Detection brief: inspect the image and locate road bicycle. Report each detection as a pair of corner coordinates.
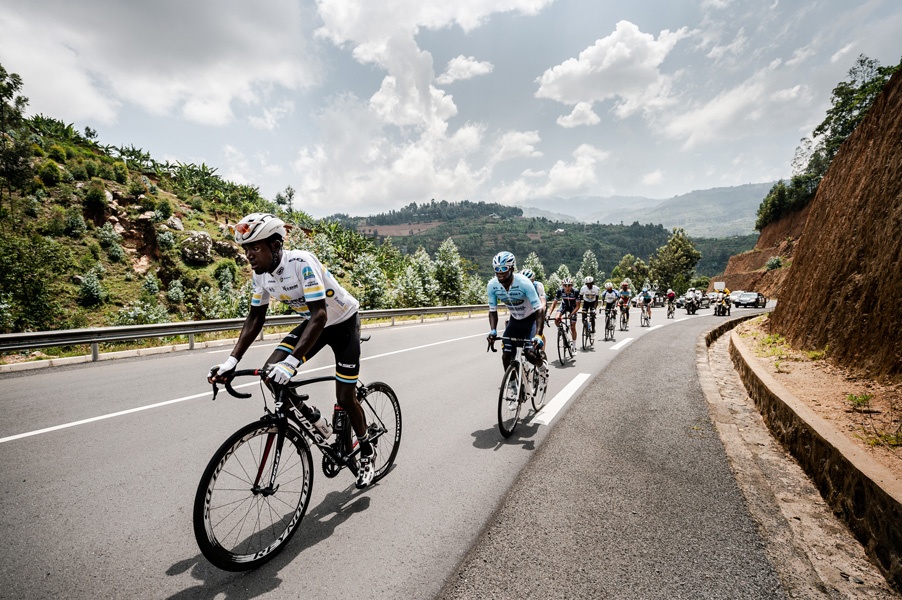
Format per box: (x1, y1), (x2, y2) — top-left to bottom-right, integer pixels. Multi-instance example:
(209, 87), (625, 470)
(554, 311), (576, 365)
(488, 336), (548, 438)
(619, 304), (630, 332)
(640, 304), (651, 327)
(603, 304), (617, 342)
(194, 356), (402, 571)
(581, 308), (596, 350)
(666, 301), (675, 319)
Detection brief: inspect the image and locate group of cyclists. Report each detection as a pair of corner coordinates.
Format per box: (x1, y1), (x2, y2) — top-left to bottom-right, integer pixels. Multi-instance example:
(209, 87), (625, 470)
(486, 250), (673, 358)
(206, 216), (682, 479)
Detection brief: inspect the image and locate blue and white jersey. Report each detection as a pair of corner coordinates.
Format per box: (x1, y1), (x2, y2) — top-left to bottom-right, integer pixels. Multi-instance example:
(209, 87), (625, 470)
(600, 289), (620, 305)
(487, 273), (541, 321)
(251, 249), (359, 326)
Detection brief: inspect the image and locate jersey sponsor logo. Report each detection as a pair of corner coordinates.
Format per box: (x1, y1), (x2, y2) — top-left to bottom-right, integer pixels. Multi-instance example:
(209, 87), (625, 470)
(276, 267), (284, 276)
(337, 362), (356, 369)
(325, 289), (334, 297)
(284, 284), (298, 291)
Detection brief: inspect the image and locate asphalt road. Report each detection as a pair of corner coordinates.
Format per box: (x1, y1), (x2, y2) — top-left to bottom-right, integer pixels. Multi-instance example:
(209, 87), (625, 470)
(0, 307), (781, 599)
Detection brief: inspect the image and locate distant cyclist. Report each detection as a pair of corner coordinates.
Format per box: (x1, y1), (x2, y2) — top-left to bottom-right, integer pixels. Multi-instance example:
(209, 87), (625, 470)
(639, 286), (653, 321)
(579, 276), (600, 332)
(600, 281), (620, 322)
(486, 252), (546, 373)
(550, 278), (580, 351)
(618, 280), (632, 324)
(521, 269), (547, 317)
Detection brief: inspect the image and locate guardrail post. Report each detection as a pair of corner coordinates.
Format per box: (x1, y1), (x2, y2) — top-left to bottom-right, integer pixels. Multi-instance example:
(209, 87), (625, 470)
(91, 343), (99, 362)
(420, 315), (424, 323)
(391, 316), (395, 326)
(189, 333), (195, 350)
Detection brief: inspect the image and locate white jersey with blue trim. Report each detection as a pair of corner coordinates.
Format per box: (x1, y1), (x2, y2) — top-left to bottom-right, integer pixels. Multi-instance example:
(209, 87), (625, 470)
(580, 284), (600, 302)
(487, 273), (541, 320)
(251, 249), (359, 326)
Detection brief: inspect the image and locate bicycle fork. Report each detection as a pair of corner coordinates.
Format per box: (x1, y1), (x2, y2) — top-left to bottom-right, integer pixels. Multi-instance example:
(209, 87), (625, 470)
(252, 421), (287, 497)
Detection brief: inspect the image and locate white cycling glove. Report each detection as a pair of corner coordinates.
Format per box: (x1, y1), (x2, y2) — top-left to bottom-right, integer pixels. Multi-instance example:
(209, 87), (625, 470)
(269, 355), (301, 385)
(208, 355), (239, 380)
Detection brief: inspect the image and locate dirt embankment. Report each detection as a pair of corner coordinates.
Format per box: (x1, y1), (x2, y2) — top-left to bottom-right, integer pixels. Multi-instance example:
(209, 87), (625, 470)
(711, 203), (810, 298)
(770, 69), (902, 382)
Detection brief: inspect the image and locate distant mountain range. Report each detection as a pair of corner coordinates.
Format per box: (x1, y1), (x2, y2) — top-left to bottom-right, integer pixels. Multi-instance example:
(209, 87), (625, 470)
(519, 182), (777, 238)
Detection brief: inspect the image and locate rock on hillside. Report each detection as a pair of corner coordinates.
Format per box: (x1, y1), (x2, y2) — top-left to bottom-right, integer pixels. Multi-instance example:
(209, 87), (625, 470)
(770, 69), (902, 381)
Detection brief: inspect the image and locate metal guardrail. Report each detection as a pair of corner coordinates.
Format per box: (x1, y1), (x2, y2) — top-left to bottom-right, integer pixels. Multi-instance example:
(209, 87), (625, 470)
(0, 304), (493, 361)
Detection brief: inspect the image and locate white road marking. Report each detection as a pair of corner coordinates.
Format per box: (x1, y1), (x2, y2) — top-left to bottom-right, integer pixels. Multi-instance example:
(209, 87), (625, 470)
(610, 338), (634, 350)
(1, 332), (486, 444)
(533, 373), (591, 425)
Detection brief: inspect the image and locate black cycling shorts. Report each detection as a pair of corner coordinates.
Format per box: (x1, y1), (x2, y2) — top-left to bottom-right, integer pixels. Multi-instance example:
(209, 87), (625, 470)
(501, 316), (537, 356)
(581, 300), (598, 312)
(277, 313), (361, 385)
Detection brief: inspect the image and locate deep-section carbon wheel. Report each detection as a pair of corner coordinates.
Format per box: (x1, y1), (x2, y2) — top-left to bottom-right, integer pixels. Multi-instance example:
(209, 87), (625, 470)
(194, 420), (313, 571)
(498, 365), (522, 438)
(557, 327), (567, 365)
(358, 382), (402, 483)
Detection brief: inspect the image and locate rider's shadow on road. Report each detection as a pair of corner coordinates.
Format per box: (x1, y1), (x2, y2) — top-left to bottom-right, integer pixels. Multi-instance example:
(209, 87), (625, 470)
(165, 485), (373, 600)
(470, 420), (538, 452)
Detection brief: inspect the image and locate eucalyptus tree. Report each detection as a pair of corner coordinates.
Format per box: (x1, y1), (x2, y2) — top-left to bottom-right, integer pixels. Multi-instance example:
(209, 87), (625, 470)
(434, 237), (464, 306)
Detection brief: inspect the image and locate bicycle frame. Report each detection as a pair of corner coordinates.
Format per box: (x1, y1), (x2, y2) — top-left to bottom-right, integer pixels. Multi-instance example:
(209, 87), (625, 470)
(215, 372), (386, 483)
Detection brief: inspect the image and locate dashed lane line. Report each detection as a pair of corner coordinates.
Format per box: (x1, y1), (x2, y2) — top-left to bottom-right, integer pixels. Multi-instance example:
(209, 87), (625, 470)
(533, 372), (591, 425)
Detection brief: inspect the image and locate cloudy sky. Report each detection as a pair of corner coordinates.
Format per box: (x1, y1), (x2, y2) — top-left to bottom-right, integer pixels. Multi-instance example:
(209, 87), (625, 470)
(1, 0), (900, 217)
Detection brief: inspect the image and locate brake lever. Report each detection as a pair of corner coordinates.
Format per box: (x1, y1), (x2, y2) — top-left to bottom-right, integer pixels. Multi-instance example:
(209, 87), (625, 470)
(487, 338), (497, 352)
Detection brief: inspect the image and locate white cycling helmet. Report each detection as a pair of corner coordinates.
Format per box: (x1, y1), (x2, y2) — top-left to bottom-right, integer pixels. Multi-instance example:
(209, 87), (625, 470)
(492, 251), (516, 273)
(584, 276), (594, 284)
(521, 268), (535, 280)
(562, 277), (573, 286)
(605, 282), (613, 290)
(233, 213), (287, 246)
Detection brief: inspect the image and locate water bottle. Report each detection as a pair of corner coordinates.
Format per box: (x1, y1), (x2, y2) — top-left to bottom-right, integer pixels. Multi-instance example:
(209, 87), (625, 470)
(299, 402), (332, 438)
(332, 404), (348, 452)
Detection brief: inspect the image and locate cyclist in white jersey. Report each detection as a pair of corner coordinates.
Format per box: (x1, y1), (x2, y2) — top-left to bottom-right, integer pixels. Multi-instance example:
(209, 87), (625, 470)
(487, 252), (545, 372)
(579, 276), (600, 332)
(207, 213), (377, 489)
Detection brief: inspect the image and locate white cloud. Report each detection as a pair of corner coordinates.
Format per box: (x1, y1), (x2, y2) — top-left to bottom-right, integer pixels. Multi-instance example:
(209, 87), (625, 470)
(249, 101), (295, 131)
(535, 20), (689, 118)
(0, 0), (318, 127)
(831, 42), (856, 63)
(705, 28), (747, 64)
(491, 131), (543, 164)
(556, 102), (600, 128)
(491, 143), (609, 203)
(642, 169), (663, 185)
(436, 55), (494, 85)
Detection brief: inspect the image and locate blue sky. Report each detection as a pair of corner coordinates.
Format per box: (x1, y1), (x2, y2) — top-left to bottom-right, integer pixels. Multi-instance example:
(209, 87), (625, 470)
(1, 0), (899, 217)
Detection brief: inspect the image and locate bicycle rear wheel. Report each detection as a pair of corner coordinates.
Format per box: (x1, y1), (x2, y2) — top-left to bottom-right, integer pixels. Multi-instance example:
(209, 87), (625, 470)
(620, 311), (628, 331)
(498, 365), (522, 438)
(530, 363), (548, 412)
(194, 420), (313, 571)
(556, 327), (567, 365)
(581, 320), (590, 350)
(358, 382), (402, 483)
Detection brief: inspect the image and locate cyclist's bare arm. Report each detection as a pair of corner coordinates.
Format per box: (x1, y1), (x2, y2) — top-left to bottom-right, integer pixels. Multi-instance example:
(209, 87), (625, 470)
(488, 310), (499, 334)
(208, 305), (267, 383)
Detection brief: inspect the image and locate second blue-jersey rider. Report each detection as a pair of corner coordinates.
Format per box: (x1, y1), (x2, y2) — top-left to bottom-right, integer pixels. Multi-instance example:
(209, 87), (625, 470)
(486, 251), (546, 374)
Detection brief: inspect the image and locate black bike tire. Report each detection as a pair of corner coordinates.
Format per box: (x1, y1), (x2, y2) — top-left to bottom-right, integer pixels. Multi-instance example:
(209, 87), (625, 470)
(359, 382), (402, 484)
(531, 363), (548, 412)
(582, 320), (590, 350)
(194, 420), (313, 571)
(557, 327), (566, 365)
(498, 365), (522, 437)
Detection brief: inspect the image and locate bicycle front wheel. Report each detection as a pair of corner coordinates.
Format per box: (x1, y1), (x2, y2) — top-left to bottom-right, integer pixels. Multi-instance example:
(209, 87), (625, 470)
(581, 320), (590, 350)
(359, 382), (402, 483)
(498, 365), (522, 438)
(194, 420), (313, 571)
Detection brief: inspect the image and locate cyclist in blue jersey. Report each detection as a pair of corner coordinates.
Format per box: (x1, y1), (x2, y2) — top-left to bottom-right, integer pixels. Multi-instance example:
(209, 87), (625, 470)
(600, 281), (620, 320)
(487, 252), (546, 373)
(618, 280), (633, 324)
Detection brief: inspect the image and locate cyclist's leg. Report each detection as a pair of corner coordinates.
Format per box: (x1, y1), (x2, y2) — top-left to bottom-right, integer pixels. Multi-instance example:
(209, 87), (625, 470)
(325, 315), (367, 440)
(265, 322), (308, 365)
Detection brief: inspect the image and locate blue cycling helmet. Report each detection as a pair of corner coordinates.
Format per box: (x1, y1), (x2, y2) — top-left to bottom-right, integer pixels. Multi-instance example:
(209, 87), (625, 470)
(521, 268), (535, 280)
(492, 251), (516, 273)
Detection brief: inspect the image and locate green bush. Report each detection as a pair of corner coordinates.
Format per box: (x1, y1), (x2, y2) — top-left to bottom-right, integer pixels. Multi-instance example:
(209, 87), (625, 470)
(113, 162), (129, 184)
(79, 271), (107, 306)
(157, 230), (176, 249)
(70, 162), (88, 181)
(64, 208), (87, 237)
(38, 160), (62, 186)
(98, 163), (115, 180)
(214, 260), (238, 288)
(98, 222), (121, 248)
(143, 272), (160, 295)
(84, 178), (107, 217)
(765, 256), (783, 271)
(166, 279), (185, 304)
(85, 160), (99, 178)
(155, 198), (173, 220)
(42, 205), (67, 236)
(110, 299), (170, 326)
(31, 143), (44, 157)
(107, 242), (125, 262)
(127, 176), (146, 198)
(47, 144), (67, 163)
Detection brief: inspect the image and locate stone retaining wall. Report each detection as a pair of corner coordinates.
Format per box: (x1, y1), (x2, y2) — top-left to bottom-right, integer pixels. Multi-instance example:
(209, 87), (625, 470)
(729, 331), (902, 591)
